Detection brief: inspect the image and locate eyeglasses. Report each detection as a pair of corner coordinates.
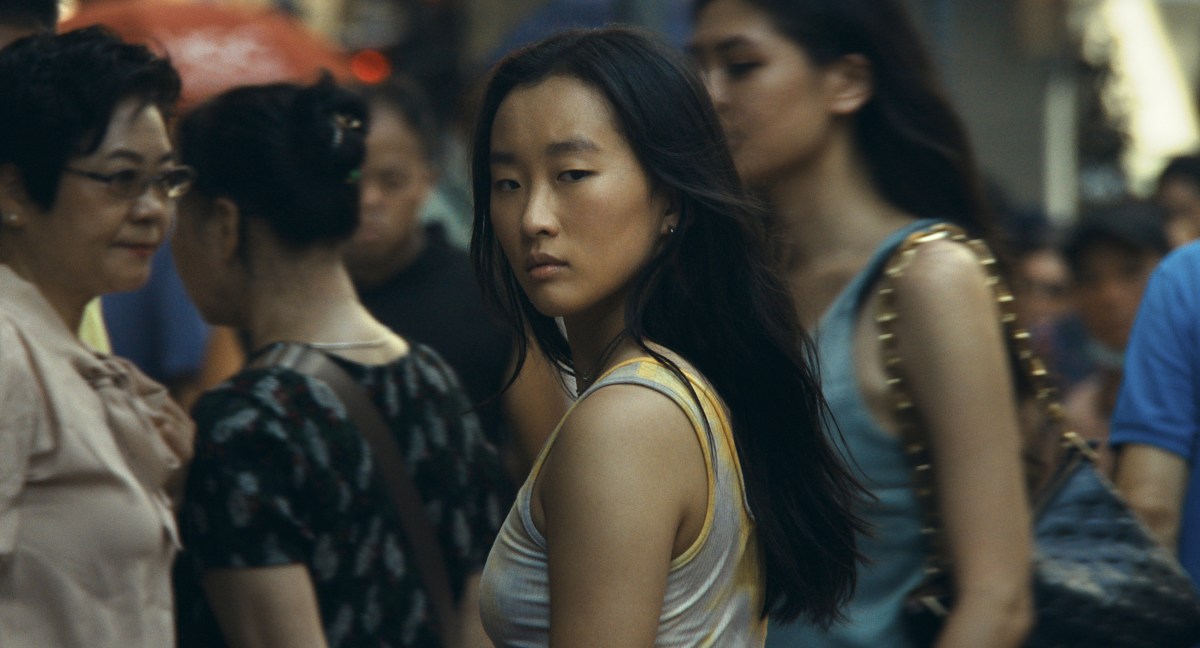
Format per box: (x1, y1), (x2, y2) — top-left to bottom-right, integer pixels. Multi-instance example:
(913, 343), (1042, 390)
(63, 166), (196, 200)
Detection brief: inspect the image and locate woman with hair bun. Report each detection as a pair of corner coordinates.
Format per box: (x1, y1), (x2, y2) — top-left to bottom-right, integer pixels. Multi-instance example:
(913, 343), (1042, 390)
(171, 77), (507, 648)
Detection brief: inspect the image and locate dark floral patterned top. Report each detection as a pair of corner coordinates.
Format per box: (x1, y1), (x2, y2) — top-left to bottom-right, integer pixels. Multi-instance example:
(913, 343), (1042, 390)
(175, 343), (509, 648)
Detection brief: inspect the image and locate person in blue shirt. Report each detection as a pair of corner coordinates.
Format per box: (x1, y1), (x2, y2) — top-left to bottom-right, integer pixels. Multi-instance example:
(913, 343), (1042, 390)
(1112, 239), (1200, 589)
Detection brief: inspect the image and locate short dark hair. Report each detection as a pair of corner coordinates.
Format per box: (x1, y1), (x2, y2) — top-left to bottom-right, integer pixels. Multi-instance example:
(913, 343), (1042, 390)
(356, 76), (440, 164)
(1158, 154), (1200, 192)
(0, 0), (58, 33)
(1064, 201), (1170, 275)
(0, 26), (180, 210)
(471, 26), (865, 627)
(178, 75), (369, 249)
(999, 208), (1063, 259)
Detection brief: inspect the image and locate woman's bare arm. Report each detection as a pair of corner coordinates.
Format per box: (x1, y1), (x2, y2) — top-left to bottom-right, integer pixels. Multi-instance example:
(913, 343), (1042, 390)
(203, 565), (329, 648)
(535, 384), (708, 648)
(890, 239), (1034, 648)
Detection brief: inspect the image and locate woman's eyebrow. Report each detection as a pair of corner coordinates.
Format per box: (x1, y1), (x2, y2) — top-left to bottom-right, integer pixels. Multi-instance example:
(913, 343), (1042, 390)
(546, 136), (600, 157)
(101, 150), (177, 164)
(490, 137), (600, 165)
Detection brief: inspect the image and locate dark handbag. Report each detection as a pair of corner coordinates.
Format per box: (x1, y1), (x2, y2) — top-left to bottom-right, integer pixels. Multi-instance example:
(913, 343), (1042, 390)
(250, 343), (458, 646)
(876, 224), (1200, 647)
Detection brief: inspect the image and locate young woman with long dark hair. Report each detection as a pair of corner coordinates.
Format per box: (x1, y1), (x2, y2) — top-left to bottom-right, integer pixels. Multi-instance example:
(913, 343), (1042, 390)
(691, 1), (1034, 646)
(472, 26), (865, 646)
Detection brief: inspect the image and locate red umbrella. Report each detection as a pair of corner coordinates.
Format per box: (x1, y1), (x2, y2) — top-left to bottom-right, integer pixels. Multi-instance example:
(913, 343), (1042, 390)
(62, 0), (352, 108)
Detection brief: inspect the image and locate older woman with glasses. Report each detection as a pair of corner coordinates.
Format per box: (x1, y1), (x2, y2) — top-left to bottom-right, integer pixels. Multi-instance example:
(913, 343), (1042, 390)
(0, 27), (194, 648)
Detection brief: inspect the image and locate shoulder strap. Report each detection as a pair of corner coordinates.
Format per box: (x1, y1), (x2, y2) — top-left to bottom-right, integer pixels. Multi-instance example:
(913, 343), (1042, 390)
(847, 218), (947, 310)
(584, 358), (719, 465)
(249, 343), (457, 646)
(873, 224), (1096, 591)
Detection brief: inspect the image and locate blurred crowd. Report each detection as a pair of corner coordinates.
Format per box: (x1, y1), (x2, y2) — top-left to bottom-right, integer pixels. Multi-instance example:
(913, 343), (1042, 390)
(5, 0), (1200, 647)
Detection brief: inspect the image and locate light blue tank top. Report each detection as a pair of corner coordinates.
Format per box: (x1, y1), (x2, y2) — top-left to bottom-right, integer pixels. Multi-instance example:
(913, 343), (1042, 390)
(766, 219), (940, 648)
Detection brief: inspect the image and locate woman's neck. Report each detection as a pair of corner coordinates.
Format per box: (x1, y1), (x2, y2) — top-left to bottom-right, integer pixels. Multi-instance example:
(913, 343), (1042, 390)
(563, 303), (642, 394)
(765, 133), (913, 271)
(0, 253), (88, 335)
(244, 247), (389, 352)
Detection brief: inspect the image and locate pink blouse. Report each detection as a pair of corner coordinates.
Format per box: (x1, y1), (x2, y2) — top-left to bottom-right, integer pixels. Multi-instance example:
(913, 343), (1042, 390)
(0, 266), (193, 647)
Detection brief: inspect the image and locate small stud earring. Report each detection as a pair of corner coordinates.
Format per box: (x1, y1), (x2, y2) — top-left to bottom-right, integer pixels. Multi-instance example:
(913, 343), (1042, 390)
(667, 225), (677, 235)
(3, 212), (17, 224)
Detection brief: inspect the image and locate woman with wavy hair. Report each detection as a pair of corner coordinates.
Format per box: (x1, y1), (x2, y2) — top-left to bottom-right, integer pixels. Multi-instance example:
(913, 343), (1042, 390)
(472, 26), (865, 646)
(691, 1), (1034, 646)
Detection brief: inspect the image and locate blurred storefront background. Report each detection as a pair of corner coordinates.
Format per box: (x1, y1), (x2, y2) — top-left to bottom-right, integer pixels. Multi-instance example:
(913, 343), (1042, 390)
(904, 0), (1200, 223)
(58, 0), (1200, 225)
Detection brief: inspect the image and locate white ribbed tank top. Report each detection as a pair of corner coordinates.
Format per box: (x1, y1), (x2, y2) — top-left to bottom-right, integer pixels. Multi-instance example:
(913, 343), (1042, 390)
(479, 358), (766, 647)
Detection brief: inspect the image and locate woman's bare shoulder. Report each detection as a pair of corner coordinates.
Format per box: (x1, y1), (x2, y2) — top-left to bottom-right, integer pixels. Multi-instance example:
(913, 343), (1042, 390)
(887, 237), (999, 322)
(556, 382), (698, 467)
(891, 236), (989, 289)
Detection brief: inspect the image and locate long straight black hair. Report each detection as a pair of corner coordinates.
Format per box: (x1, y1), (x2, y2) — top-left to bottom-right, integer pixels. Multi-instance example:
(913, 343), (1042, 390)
(470, 26), (866, 627)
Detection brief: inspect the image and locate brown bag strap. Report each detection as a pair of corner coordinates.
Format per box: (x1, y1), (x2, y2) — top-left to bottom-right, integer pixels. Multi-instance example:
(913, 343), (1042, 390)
(873, 223), (1095, 590)
(250, 343), (457, 645)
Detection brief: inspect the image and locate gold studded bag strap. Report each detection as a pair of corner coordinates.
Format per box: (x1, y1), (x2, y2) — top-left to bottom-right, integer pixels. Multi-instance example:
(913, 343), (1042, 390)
(874, 222), (1093, 597)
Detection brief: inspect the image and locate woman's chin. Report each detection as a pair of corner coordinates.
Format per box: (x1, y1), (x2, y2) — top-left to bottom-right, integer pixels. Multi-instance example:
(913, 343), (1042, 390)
(529, 301), (566, 320)
(524, 293), (572, 320)
(102, 268), (153, 297)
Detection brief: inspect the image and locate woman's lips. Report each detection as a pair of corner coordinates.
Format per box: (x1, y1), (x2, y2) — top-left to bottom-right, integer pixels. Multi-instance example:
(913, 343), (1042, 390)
(116, 242), (159, 259)
(528, 263), (567, 280)
(526, 252), (567, 280)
